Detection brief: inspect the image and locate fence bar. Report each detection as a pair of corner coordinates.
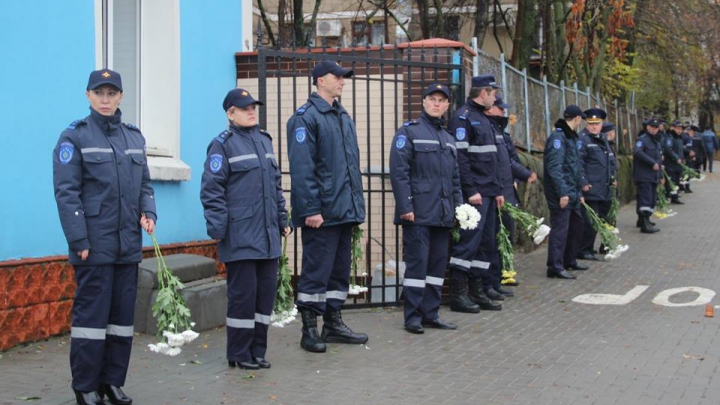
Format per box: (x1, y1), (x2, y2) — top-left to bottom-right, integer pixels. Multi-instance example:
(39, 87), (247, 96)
(586, 86), (591, 108)
(523, 68), (531, 152)
(543, 75), (551, 140)
(472, 37), (479, 76)
(500, 53), (507, 98)
(560, 80), (566, 109)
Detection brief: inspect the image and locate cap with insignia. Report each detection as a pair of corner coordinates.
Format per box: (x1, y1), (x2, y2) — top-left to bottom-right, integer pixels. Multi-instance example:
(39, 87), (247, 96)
(493, 94), (511, 109)
(583, 108), (607, 124)
(672, 120), (684, 128)
(563, 104), (586, 119)
(87, 69), (123, 92)
(602, 122), (615, 133)
(422, 82), (450, 99)
(472, 74), (501, 89)
(647, 118), (660, 128)
(223, 88), (264, 111)
(312, 60), (353, 85)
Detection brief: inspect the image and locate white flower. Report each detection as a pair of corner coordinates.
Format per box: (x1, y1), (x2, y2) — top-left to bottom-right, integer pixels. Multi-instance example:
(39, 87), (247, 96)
(166, 347), (182, 357)
(604, 252), (618, 260)
(455, 204), (481, 230)
(271, 306), (298, 328)
(612, 227), (620, 235)
(536, 217), (545, 225)
(348, 284), (369, 295)
(181, 329), (199, 343)
(148, 342), (169, 354)
(163, 330), (186, 347)
(532, 224), (551, 244)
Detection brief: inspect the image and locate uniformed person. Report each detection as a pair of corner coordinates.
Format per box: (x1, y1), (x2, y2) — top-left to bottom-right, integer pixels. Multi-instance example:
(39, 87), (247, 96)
(688, 125), (705, 175)
(701, 127), (718, 172)
(200, 89), (289, 370)
(447, 74), (506, 313)
(663, 121), (685, 203)
(577, 108), (614, 261)
(543, 105), (587, 279)
(53, 69), (156, 405)
(599, 122), (619, 254)
(680, 122), (695, 192)
(287, 60), (368, 353)
(488, 95), (536, 287)
(390, 83), (461, 334)
(633, 118), (663, 233)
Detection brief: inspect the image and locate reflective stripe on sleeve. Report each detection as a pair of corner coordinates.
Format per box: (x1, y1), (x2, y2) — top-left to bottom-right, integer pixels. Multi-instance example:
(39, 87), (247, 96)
(456, 142), (470, 150)
(80, 148), (113, 154)
(228, 154), (259, 163)
(468, 145), (498, 153)
(124, 149), (144, 155)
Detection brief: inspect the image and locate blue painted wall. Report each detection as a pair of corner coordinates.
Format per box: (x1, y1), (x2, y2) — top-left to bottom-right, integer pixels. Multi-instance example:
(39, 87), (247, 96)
(0, 1), (95, 261)
(0, 1), (244, 261)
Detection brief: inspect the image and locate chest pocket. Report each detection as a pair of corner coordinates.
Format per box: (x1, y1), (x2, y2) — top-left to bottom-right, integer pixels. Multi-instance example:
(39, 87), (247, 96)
(83, 151), (114, 180)
(130, 154), (146, 165)
(229, 156), (260, 172)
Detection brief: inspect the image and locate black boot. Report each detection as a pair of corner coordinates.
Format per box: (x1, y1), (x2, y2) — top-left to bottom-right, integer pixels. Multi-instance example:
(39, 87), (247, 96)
(300, 309), (326, 353)
(74, 390), (105, 405)
(685, 184), (693, 193)
(640, 215), (659, 234)
(450, 272), (481, 313)
(321, 310), (368, 344)
(468, 278), (501, 310)
(99, 385), (132, 405)
(636, 216), (642, 228)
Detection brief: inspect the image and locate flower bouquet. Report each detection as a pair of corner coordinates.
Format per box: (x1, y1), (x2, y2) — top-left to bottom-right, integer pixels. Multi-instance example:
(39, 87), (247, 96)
(496, 210), (516, 285)
(500, 203), (550, 244)
(451, 203), (482, 242)
(348, 225), (368, 296)
(147, 234), (199, 356)
(653, 183), (676, 219)
(662, 169), (680, 197)
(680, 163), (702, 182)
(581, 202), (629, 260)
(605, 185), (620, 226)
(271, 222), (297, 327)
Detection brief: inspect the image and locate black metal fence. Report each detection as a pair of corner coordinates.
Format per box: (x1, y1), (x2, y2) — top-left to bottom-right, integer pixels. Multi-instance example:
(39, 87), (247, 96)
(255, 43), (467, 308)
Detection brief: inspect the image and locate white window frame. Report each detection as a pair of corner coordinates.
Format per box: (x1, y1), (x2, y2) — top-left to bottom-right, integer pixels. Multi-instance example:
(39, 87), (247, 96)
(94, 0), (190, 181)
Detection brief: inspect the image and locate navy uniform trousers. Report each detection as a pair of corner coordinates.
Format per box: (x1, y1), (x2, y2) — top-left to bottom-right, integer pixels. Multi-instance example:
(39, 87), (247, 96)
(402, 225), (449, 326)
(449, 197), (496, 282)
(225, 259), (277, 363)
(296, 224), (352, 314)
(579, 200), (611, 255)
(70, 264), (137, 392)
(636, 182), (657, 216)
(546, 207), (583, 271)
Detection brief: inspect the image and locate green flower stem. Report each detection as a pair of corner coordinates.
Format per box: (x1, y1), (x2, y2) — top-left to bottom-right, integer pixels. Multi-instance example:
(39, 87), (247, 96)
(581, 202), (620, 251)
(606, 185), (620, 225)
(496, 208), (515, 275)
(350, 225), (364, 287)
(150, 233), (192, 338)
(501, 203), (540, 238)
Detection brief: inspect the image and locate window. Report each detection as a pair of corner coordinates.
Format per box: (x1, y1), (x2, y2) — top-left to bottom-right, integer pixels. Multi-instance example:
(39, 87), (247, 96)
(352, 21), (385, 46)
(95, 0), (181, 160)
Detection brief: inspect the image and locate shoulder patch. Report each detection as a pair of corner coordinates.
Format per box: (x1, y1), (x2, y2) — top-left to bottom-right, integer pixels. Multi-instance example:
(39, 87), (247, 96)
(666, 139), (672, 147)
(555, 128), (563, 132)
(553, 139), (562, 149)
(455, 127), (466, 141)
(67, 119), (86, 130)
(403, 120), (418, 127)
(396, 134), (408, 150)
(458, 110), (468, 120)
(577, 140), (583, 150)
(58, 142), (74, 164)
(295, 103), (310, 115)
(209, 153), (223, 173)
(214, 130), (230, 144)
(123, 123), (141, 132)
(295, 127), (307, 144)
(636, 140), (643, 148)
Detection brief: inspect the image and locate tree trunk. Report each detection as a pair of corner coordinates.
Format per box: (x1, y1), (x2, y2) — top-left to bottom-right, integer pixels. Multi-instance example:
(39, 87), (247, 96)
(474, 0), (489, 46)
(257, 0), (277, 48)
(293, 0), (304, 46)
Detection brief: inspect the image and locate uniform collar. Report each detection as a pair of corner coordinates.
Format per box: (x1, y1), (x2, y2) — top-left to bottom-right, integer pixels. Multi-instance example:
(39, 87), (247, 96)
(466, 98), (489, 112)
(554, 118), (578, 139)
(229, 123), (256, 136)
(309, 92), (347, 115)
(420, 110), (445, 128)
(89, 107), (122, 135)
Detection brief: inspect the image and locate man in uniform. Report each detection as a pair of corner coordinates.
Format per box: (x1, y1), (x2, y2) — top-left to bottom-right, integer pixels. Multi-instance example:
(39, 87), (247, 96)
(679, 122), (695, 192)
(701, 127), (718, 172)
(663, 121), (685, 203)
(577, 108), (614, 261)
(447, 74), (506, 313)
(688, 125), (705, 175)
(389, 83), (462, 334)
(287, 60), (368, 353)
(633, 119), (664, 233)
(543, 105), (587, 279)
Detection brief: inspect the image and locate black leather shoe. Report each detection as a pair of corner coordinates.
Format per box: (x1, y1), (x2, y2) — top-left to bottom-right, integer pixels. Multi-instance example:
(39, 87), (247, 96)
(74, 390), (105, 405)
(253, 357), (271, 369)
(565, 263), (589, 271)
(547, 269), (577, 279)
(484, 288), (505, 301)
(404, 322), (424, 334)
(502, 280), (519, 287)
(422, 318), (457, 330)
(494, 285), (514, 297)
(468, 280), (502, 310)
(577, 253), (599, 261)
(671, 199), (684, 205)
(99, 385), (131, 405)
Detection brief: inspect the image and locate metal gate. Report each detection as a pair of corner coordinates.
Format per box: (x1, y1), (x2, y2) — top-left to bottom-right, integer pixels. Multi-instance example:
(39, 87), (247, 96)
(254, 41), (466, 308)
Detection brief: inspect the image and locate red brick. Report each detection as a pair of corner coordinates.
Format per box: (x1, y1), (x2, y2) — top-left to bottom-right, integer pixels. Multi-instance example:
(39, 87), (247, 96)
(0, 268), (9, 310)
(48, 300), (72, 336)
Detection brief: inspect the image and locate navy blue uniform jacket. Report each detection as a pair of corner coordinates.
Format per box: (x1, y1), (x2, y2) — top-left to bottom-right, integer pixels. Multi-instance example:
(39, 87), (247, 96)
(633, 132), (663, 183)
(286, 93), (365, 228)
(53, 108), (156, 266)
(543, 119), (582, 210)
(389, 112), (462, 227)
(448, 99), (502, 199)
(200, 125), (287, 263)
(578, 130), (613, 201)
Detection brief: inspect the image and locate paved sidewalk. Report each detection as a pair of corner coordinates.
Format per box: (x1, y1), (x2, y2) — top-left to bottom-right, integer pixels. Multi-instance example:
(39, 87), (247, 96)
(2, 175), (720, 405)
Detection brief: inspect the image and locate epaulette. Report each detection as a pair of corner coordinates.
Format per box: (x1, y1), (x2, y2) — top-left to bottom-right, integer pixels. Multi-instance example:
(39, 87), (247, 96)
(259, 128), (272, 139)
(555, 128), (563, 132)
(470, 121), (481, 125)
(458, 110), (468, 120)
(295, 103), (311, 115)
(123, 123), (141, 132)
(403, 120), (418, 127)
(214, 130), (231, 144)
(67, 119), (86, 131)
